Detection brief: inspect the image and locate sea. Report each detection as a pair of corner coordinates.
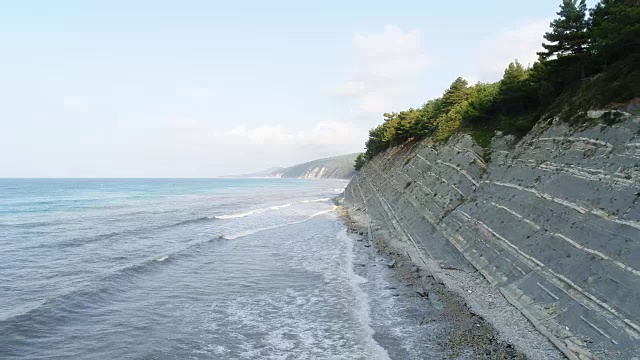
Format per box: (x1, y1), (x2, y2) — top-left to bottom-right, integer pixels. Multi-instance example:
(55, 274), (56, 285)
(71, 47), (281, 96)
(0, 178), (440, 359)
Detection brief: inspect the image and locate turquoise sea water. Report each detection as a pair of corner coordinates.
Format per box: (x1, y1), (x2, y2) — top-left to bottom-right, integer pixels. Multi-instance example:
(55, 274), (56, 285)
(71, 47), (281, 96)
(0, 178), (439, 359)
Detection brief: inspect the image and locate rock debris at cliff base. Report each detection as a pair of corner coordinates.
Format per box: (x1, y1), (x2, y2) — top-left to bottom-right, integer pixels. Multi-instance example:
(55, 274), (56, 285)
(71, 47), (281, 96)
(343, 107), (640, 359)
(340, 205), (564, 359)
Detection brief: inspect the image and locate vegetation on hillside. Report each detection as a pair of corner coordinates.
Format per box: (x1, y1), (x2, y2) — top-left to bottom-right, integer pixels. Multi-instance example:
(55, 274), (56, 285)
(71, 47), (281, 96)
(357, 0), (639, 169)
(354, 153), (367, 171)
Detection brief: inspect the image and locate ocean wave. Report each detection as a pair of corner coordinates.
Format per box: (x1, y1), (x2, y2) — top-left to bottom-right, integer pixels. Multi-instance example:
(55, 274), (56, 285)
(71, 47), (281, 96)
(0, 256), (170, 326)
(214, 210), (256, 220)
(0, 237), (219, 327)
(37, 216), (216, 250)
(220, 207), (337, 240)
(0, 206), (338, 339)
(166, 216), (215, 228)
(269, 203), (291, 210)
(302, 198), (330, 203)
(214, 203), (292, 220)
(0, 220), (59, 228)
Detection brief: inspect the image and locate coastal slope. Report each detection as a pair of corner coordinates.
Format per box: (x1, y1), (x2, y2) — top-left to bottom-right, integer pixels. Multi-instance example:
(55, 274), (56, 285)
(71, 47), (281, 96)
(226, 153), (359, 179)
(344, 106), (640, 359)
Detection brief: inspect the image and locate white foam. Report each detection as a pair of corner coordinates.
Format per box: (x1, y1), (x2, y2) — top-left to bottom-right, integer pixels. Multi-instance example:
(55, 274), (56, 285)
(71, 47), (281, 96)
(215, 203), (292, 220)
(339, 230), (391, 360)
(354, 274), (368, 284)
(302, 198), (331, 203)
(214, 210), (258, 220)
(155, 255), (168, 262)
(309, 207), (337, 218)
(269, 203), (291, 210)
(221, 207), (337, 240)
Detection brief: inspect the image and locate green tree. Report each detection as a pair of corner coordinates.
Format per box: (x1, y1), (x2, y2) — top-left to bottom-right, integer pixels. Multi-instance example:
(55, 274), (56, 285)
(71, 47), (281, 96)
(434, 102), (466, 142)
(539, 0), (589, 59)
(411, 99), (441, 137)
(381, 112), (399, 145)
(589, 0), (640, 63)
(364, 125), (387, 158)
(354, 153), (367, 171)
(501, 60), (529, 88)
(498, 60), (535, 113)
(393, 109), (421, 144)
(438, 77), (470, 115)
(360, 0), (640, 163)
(460, 82), (500, 125)
(526, 58), (562, 106)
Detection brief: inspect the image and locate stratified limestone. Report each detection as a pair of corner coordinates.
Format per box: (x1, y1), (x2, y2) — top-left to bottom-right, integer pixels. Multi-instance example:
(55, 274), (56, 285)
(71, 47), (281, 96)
(345, 108), (640, 360)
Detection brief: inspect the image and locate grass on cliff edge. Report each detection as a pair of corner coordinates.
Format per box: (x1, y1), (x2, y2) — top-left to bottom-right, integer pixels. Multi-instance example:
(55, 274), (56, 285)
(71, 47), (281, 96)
(466, 127), (495, 149)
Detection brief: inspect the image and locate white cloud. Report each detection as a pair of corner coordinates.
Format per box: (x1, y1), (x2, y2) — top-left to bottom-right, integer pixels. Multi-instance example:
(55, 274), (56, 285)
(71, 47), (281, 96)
(329, 25), (430, 115)
(357, 92), (396, 115)
(352, 25), (429, 81)
(62, 95), (90, 112)
(325, 81), (365, 97)
(467, 19), (550, 82)
(206, 120), (363, 146)
(170, 117), (202, 130)
(160, 118), (366, 159)
(175, 87), (216, 104)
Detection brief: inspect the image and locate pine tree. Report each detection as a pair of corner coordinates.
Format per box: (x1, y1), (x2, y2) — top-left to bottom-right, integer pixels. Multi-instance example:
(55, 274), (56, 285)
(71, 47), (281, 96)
(589, 0), (640, 62)
(501, 60), (529, 89)
(393, 109), (419, 143)
(365, 125), (387, 158)
(438, 77), (470, 115)
(412, 99), (440, 137)
(499, 60), (531, 113)
(354, 153), (367, 171)
(538, 0), (589, 59)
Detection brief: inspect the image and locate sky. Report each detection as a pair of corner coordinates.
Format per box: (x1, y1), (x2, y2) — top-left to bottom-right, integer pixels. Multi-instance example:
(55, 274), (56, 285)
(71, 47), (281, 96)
(0, 0), (597, 177)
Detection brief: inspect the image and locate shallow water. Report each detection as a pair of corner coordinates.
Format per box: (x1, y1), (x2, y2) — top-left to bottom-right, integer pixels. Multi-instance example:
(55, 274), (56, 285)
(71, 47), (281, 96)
(0, 178), (439, 359)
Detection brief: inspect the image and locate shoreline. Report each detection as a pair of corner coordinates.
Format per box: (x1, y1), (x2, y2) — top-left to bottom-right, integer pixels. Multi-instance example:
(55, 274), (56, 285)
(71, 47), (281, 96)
(337, 200), (565, 359)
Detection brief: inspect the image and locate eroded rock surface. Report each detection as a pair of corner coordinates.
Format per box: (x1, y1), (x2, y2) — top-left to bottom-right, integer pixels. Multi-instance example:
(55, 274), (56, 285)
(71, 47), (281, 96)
(345, 110), (640, 359)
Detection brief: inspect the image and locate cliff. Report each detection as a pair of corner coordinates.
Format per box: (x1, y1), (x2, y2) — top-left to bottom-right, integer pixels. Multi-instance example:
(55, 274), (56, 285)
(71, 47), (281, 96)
(226, 153), (358, 179)
(344, 106), (640, 359)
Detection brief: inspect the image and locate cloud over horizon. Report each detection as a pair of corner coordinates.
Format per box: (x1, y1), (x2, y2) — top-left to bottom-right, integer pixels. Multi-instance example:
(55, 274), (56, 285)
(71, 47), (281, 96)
(170, 119), (363, 148)
(329, 25), (431, 115)
(0, 1), (569, 177)
(465, 18), (551, 83)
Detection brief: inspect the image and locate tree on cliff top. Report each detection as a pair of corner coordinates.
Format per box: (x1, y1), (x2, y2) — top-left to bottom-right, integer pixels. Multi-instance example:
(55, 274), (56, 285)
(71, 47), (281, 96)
(439, 77), (470, 115)
(590, 0), (640, 63)
(539, 0), (589, 59)
(354, 153), (366, 171)
(360, 0), (640, 160)
(498, 60), (536, 113)
(364, 125), (387, 159)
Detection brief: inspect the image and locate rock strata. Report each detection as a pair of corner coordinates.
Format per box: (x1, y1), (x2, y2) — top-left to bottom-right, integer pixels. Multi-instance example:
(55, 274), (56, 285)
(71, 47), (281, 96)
(344, 109), (640, 359)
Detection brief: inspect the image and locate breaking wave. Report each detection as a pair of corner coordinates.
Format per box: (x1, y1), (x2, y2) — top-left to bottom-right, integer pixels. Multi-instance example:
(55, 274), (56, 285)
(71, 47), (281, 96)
(220, 207), (337, 240)
(214, 203), (292, 220)
(302, 198), (331, 203)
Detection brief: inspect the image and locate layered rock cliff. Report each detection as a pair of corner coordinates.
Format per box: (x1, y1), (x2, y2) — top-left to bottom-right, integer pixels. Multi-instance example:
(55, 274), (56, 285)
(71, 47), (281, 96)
(344, 108), (640, 359)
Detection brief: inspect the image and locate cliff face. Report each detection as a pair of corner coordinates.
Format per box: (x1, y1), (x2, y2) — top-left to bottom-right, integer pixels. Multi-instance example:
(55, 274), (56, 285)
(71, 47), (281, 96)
(228, 154), (358, 179)
(274, 153), (357, 179)
(344, 109), (640, 359)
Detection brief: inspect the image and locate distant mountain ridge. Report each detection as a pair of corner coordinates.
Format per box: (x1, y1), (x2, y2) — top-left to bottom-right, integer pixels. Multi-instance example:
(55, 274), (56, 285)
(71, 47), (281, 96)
(224, 154), (358, 179)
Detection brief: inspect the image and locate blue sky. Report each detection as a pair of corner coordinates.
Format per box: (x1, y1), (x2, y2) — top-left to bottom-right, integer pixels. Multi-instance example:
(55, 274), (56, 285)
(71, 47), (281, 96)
(0, 0), (596, 177)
